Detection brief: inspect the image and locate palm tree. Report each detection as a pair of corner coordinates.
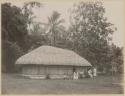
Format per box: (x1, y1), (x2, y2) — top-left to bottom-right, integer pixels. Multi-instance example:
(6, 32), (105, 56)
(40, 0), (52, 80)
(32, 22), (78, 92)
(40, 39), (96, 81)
(46, 11), (65, 46)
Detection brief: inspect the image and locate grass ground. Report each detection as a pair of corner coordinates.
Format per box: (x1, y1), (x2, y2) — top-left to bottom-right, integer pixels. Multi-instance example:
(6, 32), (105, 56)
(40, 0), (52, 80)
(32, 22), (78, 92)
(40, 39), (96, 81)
(2, 73), (124, 94)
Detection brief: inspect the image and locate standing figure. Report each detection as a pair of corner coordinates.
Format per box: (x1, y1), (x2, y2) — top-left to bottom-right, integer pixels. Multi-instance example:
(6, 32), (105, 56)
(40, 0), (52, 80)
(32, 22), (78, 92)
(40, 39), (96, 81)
(88, 68), (93, 78)
(73, 72), (78, 80)
(93, 67), (97, 77)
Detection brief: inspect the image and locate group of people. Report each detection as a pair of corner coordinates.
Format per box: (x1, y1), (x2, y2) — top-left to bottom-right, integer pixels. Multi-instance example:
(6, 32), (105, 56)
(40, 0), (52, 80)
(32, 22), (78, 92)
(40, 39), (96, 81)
(73, 67), (97, 79)
(87, 67), (97, 78)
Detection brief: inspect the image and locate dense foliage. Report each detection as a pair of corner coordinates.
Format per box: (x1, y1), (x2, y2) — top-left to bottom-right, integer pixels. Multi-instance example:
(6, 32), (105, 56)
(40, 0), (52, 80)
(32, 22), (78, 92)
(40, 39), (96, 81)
(67, 2), (118, 73)
(2, 2), (123, 74)
(2, 3), (28, 50)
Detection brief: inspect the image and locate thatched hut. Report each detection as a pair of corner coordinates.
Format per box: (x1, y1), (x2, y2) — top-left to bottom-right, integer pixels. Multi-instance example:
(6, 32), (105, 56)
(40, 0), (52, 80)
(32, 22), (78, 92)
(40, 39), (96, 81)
(15, 46), (91, 79)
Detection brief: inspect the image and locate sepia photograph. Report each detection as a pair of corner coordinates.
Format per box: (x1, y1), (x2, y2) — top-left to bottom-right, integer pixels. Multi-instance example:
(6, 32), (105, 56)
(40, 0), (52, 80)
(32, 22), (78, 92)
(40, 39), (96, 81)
(1, 0), (124, 94)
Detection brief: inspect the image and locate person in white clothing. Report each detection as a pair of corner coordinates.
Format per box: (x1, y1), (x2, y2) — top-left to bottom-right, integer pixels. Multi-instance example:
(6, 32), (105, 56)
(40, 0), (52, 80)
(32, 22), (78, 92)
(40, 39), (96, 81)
(93, 67), (97, 77)
(73, 72), (78, 80)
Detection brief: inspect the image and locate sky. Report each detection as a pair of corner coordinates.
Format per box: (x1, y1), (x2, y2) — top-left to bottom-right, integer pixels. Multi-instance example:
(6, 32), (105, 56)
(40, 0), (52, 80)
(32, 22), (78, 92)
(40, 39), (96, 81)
(3, 0), (124, 47)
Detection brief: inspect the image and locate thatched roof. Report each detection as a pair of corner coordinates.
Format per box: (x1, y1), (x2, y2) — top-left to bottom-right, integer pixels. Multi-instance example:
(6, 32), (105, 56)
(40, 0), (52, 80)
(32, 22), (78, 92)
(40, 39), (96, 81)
(15, 46), (91, 66)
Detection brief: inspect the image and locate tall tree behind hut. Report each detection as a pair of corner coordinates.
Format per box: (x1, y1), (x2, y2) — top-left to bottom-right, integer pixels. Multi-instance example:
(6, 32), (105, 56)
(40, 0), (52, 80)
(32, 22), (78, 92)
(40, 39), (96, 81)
(68, 1), (117, 71)
(22, 2), (43, 50)
(46, 11), (65, 46)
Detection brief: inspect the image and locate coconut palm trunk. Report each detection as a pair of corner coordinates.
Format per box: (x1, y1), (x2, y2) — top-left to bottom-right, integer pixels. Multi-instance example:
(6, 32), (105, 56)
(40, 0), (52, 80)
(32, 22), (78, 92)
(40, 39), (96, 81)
(51, 28), (56, 46)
